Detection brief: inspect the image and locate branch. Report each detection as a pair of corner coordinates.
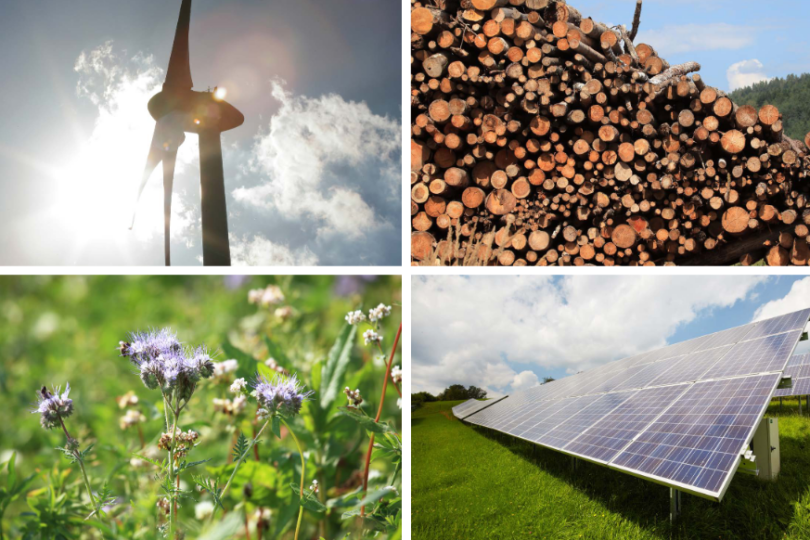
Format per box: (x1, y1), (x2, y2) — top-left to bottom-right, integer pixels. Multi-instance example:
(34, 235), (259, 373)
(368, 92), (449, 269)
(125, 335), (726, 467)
(648, 61), (701, 86)
(629, 0), (643, 42)
(618, 25), (639, 66)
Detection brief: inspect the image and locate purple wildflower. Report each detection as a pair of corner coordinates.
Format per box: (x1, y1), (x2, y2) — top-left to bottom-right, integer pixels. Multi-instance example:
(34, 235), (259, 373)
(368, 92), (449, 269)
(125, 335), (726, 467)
(119, 328), (215, 398)
(33, 384), (74, 430)
(252, 373), (313, 418)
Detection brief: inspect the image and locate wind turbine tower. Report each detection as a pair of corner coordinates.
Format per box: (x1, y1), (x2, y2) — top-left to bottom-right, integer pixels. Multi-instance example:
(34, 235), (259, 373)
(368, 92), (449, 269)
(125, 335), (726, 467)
(134, 0), (243, 266)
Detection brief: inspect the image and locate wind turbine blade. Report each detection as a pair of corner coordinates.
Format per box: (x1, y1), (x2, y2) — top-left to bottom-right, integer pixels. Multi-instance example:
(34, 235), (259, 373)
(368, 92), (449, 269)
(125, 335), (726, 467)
(162, 148), (179, 266)
(164, 0), (193, 90)
(130, 124), (164, 230)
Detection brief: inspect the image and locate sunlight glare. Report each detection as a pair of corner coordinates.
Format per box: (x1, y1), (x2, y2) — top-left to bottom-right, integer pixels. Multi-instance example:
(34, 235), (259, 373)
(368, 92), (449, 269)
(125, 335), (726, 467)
(213, 87), (227, 101)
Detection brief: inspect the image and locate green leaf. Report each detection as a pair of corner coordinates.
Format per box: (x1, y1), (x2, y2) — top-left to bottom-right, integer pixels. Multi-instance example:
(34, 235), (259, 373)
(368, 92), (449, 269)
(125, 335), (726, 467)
(263, 335), (295, 373)
(7, 452), (16, 489)
(288, 482), (326, 513)
(272, 416), (281, 439)
(357, 486), (399, 507)
(336, 407), (390, 434)
(320, 324), (356, 409)
(221, 340), (259, 380)
(232, 433), (249, 462)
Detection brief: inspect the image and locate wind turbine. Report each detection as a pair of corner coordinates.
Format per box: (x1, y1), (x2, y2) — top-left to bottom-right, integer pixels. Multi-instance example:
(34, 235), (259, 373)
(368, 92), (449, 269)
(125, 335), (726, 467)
(132, 0), (244, 266)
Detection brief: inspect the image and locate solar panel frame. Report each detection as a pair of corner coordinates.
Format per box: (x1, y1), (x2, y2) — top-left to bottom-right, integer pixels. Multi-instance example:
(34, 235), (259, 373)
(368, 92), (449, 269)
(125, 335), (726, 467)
(772, 354), (810, 397)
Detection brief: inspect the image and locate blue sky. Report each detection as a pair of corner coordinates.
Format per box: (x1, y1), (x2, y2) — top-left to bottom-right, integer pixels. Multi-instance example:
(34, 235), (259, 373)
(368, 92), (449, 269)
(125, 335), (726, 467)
(576, 0), (810, 91)
(412, 276), (810, 398)
(0, 0), (401, 266)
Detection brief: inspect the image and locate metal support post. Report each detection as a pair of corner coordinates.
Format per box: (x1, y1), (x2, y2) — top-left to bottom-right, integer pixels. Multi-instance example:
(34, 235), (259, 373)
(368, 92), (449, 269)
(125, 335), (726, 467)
(670, 488), (682, 523)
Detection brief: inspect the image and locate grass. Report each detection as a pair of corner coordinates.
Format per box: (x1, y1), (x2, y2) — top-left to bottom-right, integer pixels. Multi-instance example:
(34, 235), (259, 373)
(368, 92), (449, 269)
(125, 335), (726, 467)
(412, 399), (810, 540)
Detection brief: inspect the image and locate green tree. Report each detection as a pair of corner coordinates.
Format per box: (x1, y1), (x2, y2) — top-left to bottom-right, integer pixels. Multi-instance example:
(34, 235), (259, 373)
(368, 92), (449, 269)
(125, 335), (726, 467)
(730, 73), (810, 140)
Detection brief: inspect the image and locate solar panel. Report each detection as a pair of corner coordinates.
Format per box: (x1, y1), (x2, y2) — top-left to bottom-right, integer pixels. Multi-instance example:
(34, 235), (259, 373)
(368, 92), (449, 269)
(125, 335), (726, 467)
(610, 373), (780, 499)
(452, 399), (484, 418)
(564, 384), (691, 463)
(699, 331), (803, 380)
(459, 307), (809, 501)
(744, 309), (810, 340)
(772, 354), (810, 397)
(451, 396), (508, 420)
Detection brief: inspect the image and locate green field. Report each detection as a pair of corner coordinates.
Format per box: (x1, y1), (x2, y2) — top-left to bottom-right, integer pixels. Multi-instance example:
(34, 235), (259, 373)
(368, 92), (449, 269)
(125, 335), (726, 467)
(0, 276), (402, 539)
(412, 400), (810, 540)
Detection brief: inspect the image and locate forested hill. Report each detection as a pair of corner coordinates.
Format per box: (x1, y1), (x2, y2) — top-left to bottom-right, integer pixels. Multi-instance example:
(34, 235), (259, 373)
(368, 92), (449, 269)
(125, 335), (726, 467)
(730, 73), (810, 140)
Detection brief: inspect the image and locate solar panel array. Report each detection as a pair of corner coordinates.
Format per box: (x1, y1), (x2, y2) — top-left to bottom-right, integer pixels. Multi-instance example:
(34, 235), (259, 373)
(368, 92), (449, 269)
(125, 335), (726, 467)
(773, 354), (810, 397)
(462, 308), (810, 501)
(451, 396), (507, 420)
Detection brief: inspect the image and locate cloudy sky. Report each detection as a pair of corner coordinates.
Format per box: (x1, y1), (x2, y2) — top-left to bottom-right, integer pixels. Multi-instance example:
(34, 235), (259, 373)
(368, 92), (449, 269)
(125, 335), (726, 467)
(0, 0), (400, 266)
(575, 0), (810, 91)
(412, 276), (810, 398)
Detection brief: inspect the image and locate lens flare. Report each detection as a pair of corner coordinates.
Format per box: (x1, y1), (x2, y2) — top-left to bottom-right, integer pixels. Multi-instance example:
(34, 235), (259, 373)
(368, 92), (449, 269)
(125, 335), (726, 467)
(213, 87), (227, 101)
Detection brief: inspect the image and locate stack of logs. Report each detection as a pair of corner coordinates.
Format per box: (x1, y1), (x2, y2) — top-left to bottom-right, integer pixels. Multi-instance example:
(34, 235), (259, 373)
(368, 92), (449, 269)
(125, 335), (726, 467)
(411, 0), (810, 266)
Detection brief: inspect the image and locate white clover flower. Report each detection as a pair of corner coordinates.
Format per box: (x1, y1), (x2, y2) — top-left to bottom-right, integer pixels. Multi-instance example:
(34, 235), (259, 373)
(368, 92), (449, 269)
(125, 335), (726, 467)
(368, 303), (392, 323)
(275, 306), (293, 320)
(254, 507), (272, 525)
(363, 329), (382, 346)
(344, 386), (363, 407)
(195, 500), (214, 520)
(249, 285), (285, 307)
(230, 378), (247, 394)
(345, 310), (366, 325)
(391, 365), (402, 384)
(265, 357), (288, 375)
(213, 359), (239, 378)
(119, 409), (146, 430)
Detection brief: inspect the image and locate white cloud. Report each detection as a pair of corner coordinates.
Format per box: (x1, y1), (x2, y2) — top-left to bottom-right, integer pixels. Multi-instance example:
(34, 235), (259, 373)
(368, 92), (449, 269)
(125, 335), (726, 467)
(232, 81), (400, 240)
(727, 59), (772, 91)
(511, 371), (540, 392)
(56, 41), (199, 258)
(636, 23), (755, 56)
(229, 234), (319, 266)
(753, 278), (810, 321)
(412, 276), (767, 396)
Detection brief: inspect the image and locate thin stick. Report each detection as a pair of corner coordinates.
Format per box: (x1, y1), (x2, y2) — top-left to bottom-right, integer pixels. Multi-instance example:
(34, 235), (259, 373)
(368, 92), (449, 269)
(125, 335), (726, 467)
(629, 0), (642, 42)
(282, 418), (306, 540)
(361, 323), (403, 516)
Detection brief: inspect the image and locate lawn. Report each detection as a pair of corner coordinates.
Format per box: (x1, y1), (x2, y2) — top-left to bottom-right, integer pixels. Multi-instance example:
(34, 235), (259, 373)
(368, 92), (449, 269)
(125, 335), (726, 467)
(412, 399), (810, 540)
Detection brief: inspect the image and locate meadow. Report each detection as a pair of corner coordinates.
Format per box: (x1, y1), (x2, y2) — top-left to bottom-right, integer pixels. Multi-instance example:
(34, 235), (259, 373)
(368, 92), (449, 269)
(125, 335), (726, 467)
(0, 275), (402, 539)
(412, 399), (810, 540)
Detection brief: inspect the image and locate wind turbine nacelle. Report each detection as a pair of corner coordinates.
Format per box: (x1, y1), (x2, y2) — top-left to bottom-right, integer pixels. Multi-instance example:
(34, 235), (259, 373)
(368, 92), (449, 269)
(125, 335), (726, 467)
(148, 89), (244, 134)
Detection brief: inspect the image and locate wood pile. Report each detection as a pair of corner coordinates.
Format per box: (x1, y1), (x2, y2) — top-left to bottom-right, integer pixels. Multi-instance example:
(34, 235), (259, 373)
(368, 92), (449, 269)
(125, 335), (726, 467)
(410, 0), (810, 266)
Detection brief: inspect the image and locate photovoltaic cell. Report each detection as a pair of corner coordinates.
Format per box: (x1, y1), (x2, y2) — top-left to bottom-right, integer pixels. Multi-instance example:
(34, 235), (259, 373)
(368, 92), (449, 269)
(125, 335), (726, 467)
(646, 347), (732, 388)
(700, 330), (803, 380)
(774, 377), (810, 397)
(610, 374), (780, 496)
(693, 324), (755, 352)
(534, 391), (636, 450)
(609, 358), (683, 392)
(564, 384), (690, 463)
(744, 308), (810, 341)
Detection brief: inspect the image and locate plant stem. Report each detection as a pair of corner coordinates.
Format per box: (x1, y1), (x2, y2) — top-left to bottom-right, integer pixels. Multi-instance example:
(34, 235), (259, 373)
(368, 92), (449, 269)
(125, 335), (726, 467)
(282, 418), (306, 540)
(361, 322), (402, 516)
(58, 417), (98, 515)
(211, 419), (270, 524)
(167, 394), (180, 538)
